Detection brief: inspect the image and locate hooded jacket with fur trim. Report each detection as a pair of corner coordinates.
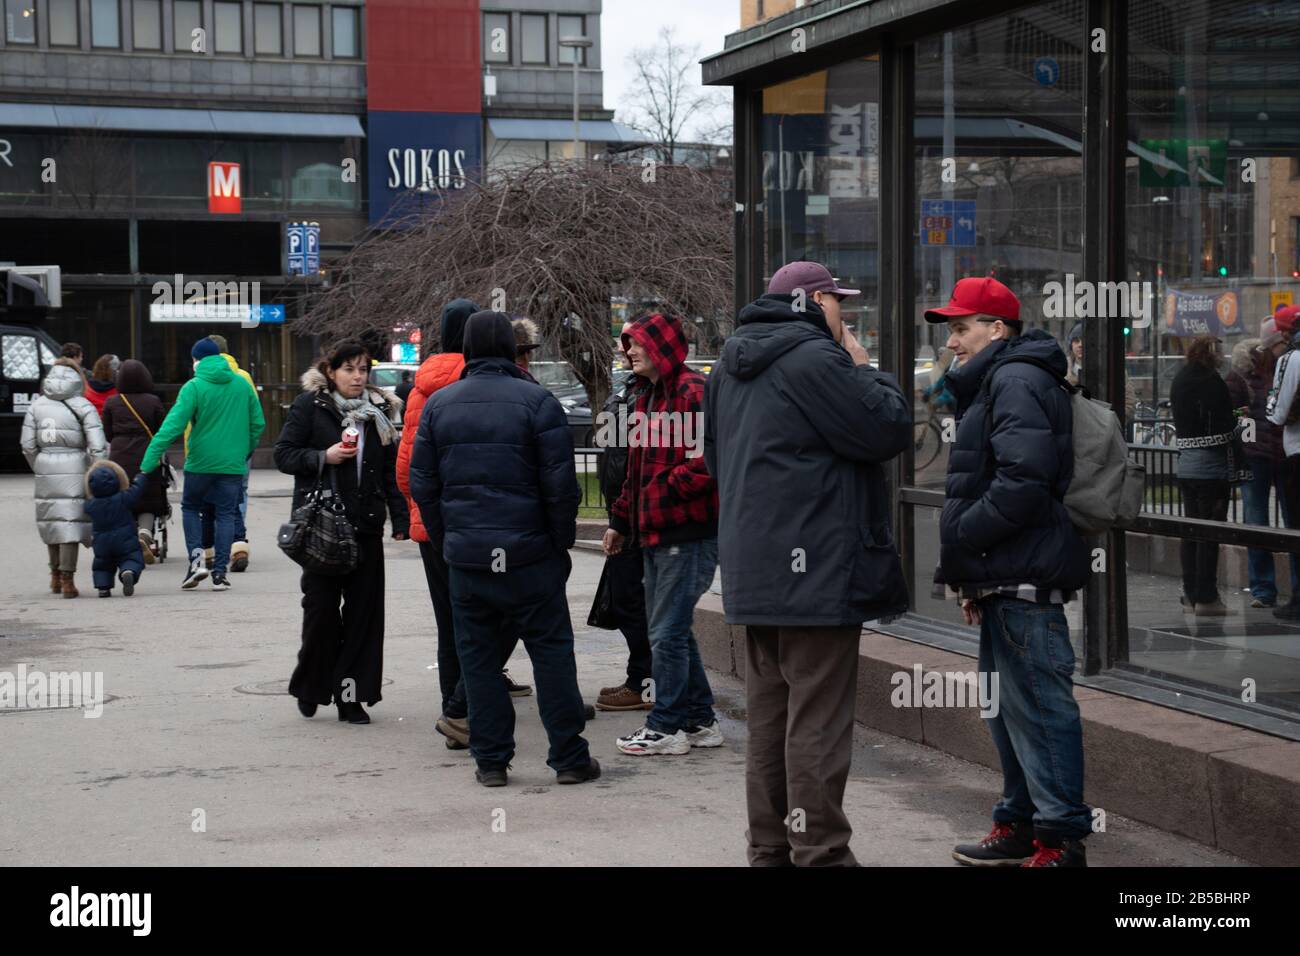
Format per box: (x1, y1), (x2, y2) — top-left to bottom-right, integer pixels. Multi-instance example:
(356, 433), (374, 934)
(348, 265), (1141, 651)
(273, 367), (409, 538)
(83, 459), (149, 588)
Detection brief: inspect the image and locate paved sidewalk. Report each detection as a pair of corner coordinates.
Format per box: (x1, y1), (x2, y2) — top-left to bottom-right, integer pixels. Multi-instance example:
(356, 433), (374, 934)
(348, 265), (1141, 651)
(0, 472), (1245, 865)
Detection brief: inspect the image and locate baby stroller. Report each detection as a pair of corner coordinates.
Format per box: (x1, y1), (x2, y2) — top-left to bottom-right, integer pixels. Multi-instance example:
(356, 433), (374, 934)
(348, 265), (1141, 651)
(150, 455), (175, 563)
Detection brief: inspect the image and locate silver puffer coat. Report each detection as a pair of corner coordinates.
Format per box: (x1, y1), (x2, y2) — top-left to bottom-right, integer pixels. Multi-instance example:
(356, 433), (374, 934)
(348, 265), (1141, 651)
(20, 363), (107, 545)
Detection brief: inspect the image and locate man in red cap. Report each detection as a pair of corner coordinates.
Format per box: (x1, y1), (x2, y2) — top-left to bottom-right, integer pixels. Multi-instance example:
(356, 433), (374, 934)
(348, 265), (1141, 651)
(926, 277), (1092, 868)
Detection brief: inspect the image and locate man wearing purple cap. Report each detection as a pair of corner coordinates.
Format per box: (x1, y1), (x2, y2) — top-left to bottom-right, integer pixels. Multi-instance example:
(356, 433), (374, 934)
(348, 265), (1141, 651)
(704, 260), (911, 866)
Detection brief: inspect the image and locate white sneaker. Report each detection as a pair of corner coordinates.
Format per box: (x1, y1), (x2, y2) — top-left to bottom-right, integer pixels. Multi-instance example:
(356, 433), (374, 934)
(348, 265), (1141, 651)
(683, 719), (724, 748)
(615, 726), (691, 756)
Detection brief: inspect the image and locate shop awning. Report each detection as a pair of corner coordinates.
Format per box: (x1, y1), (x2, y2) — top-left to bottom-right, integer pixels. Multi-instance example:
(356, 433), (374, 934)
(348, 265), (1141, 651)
(487, 117), (646, 143)
(0, 103), (364, 138)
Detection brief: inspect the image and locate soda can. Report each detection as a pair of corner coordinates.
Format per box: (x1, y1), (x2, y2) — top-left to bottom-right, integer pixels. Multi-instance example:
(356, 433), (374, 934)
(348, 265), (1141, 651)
(342, 426), (359, 449)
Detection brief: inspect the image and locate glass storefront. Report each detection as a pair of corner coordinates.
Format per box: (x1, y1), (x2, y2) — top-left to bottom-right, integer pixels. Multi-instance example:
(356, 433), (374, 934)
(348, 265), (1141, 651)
(735, 0), (1300, 733)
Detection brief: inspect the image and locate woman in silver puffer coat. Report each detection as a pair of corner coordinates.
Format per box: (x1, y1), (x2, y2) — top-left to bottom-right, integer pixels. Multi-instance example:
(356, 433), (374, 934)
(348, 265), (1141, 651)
(20, 358), (107, 598)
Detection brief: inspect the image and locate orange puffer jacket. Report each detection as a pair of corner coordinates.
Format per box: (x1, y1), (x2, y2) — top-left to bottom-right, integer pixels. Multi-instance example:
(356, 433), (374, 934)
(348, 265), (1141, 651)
(396, 352), (466, 542)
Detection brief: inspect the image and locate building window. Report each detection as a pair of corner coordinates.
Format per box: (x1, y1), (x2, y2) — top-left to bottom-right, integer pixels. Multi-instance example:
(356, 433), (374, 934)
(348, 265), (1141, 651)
(1291, 156), (1300, 180)
(331, 5), (359, 58)
(90, 0), (120, 47)
(253, 2), (281, 55)
(4, 0), (36, 44)
(213, 1), (242, 53)
(293, 4), (320, 56)
(48, 0), (78, 46)
(558, 14), (585, 65)
(174, 0), (203, 53)
(133, 0), (161, 49)
(520, 13), (547, 64)
(483, 11), (509, 64)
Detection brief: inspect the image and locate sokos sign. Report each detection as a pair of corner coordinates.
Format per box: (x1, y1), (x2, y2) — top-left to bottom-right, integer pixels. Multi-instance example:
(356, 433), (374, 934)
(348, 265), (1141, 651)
(367, 112), (480, 224)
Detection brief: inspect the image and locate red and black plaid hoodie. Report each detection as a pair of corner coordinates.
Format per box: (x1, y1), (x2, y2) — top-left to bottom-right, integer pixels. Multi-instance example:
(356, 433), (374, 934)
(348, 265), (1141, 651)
(609, 313), (718, 548)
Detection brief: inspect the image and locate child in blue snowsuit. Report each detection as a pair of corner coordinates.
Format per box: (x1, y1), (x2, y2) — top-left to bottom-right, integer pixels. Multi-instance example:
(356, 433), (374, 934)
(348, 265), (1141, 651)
(84, 460), (148, 598)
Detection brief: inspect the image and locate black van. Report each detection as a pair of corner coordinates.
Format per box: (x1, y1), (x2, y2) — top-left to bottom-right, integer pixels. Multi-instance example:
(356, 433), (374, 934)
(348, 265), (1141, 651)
(1, 269), (64, 470)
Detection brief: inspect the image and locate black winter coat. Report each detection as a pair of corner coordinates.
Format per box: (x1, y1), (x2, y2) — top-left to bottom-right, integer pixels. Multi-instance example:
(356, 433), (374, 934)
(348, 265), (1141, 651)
(939, 329), (1089, 592)
(703, 294), (913, 626)
(273, 369), (409, 538)
(408, 356), (581, 571)
(102, 392), (168, 516)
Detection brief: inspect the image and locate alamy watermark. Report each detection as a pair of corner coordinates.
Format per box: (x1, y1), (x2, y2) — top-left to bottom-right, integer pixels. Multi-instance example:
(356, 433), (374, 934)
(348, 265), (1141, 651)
(0, 664), (104, 718)
(890, 664), (999, 718)
(151, 273), (263, 328)
(592, 403), (704, 459)
(1042, 274), (1153, 328)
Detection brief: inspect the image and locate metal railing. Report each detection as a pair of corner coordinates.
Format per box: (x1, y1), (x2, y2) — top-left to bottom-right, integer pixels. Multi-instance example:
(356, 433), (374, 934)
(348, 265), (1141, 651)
(1129, 443), (1283, 525)
(575, 448), (608, 514)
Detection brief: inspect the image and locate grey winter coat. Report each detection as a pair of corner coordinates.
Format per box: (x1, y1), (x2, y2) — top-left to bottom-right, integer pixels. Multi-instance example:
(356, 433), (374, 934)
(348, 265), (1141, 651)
(20, 363), (107, 545)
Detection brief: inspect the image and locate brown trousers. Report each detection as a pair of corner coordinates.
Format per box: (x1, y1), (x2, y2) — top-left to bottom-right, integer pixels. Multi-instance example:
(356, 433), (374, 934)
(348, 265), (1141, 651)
(745, 624), (861, 867)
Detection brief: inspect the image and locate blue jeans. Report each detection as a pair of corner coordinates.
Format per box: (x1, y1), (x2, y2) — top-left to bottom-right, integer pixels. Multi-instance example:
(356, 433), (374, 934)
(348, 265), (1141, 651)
(1240, 456), (1299, 602)
(643, 538), (718, 735)
(182, 472), (242, 576)
(448, 553), (589, 773)
(202, 462), (250, 547)
(978, 595), (1091, 844)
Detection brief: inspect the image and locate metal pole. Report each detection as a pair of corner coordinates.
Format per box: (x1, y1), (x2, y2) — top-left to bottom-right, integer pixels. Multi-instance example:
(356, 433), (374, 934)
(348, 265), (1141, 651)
(573, 56), (581, 160)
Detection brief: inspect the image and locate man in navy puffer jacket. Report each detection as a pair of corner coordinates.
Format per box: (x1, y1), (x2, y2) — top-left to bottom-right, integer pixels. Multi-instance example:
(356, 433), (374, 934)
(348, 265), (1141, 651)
(928, 277), (1091, 869)
(409, 311), (595, 788)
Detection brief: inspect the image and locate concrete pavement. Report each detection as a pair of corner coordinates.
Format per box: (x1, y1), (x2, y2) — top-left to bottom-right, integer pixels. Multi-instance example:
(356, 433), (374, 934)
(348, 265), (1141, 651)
(0, 472), (1245, 866)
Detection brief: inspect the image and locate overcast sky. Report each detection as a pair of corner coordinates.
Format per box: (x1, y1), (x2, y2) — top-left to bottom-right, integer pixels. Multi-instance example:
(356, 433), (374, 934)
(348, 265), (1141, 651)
(600, 0), (741, 132)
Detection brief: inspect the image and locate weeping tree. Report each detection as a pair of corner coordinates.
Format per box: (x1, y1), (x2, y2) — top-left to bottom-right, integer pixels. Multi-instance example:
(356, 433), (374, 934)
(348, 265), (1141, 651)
(297, 159), (733, 410)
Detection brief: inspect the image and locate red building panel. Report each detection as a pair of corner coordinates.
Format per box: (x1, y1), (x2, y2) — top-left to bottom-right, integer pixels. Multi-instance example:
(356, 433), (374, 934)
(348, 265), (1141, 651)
(366, 0), (481, 113)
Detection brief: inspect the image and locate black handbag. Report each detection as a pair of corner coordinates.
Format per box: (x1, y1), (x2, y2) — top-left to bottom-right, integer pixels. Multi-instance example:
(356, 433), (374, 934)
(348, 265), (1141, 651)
(277, 455), (359, 575)
(587, 558), (618, 629)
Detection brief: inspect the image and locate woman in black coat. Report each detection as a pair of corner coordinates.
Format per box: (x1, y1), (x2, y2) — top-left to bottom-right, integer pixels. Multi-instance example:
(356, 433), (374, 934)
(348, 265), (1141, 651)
(274, 341), (409, 724)
(101, 359), (167, 561)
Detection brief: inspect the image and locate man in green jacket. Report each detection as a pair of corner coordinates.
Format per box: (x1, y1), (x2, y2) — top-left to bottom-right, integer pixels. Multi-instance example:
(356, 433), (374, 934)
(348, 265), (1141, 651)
(141, 337), (265, 591)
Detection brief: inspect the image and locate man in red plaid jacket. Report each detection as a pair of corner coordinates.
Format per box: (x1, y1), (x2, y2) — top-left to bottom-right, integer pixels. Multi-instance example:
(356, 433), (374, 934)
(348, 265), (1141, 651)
(603, 312), (722, 757)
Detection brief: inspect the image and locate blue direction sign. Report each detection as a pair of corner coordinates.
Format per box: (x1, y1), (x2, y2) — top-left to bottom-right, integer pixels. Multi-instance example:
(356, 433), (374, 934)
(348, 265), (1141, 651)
(920, 199), (976, 247)
(1033, 56), (1060, 87)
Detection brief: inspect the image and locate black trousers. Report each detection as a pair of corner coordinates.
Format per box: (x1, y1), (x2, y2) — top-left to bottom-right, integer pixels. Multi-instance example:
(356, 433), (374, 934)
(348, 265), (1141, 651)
(290, 534), (385, 706)
(608, 546), (652, 691)
(417, 540), (462, 715)
(1178, 479), (1229, 604)
(449, 553), (589, 773)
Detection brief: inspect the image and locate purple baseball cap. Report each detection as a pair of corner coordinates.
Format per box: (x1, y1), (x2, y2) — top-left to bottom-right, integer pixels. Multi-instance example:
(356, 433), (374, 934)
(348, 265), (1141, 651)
(768, 261), (860, 298)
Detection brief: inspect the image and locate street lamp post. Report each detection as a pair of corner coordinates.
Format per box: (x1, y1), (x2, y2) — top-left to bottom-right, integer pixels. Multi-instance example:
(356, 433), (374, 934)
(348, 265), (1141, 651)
(559, 35), (593, 161)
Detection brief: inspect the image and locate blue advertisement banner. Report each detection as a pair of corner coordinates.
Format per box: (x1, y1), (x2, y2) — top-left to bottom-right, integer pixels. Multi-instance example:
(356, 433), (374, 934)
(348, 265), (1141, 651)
(367, 111), (481, 225)
(1161, 288), (1242, 338)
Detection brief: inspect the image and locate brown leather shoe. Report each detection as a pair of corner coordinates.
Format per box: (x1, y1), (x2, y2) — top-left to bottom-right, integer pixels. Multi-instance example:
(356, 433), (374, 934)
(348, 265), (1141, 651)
(60, 571), (79, 599)
(50, 570), (62, 593)
(595, 684), (652, 711)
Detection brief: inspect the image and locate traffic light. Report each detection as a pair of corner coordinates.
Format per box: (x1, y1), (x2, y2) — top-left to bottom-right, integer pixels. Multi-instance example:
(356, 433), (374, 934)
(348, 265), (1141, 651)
(1218, 265), (1229, 277)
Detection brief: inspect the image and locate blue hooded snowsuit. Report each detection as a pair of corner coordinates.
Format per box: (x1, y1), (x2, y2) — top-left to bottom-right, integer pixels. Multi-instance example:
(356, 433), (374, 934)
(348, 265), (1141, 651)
(84, 460), (148, 590)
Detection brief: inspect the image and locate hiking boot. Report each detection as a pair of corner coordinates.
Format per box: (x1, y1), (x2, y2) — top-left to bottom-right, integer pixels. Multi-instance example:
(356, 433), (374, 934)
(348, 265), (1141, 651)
(98, 588), (112, 598)
(952, 821), (1036, 867)
(1022, 837), (1088, 867)
(476, 766), (508, 788)
(444, 736), (468, 751)
(1194, 599), (1228, 617)
(596, 684), (652, 711)
(211, 573), (231, 592)
(49, 570), (61, 593)
(683, 719), (724, 748)
(138, 529), (156, 566)
(556, 757), (601, 785)
(230, 541), (249, 573)
(435, 715), (470, 747)
(120, 569), (136, 597)
(503, 669), (532, 697)
(616, 725), (691, 756)
(59, 571), (78, 599)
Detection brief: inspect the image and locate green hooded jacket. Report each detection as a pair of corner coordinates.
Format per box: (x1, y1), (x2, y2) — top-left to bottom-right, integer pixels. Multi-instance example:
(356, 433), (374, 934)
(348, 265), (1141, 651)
(141, 354), (265, 474)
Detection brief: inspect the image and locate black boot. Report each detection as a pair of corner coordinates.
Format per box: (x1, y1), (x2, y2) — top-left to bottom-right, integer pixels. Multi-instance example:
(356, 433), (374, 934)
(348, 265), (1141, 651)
(297, 698), (317, 718)
(1022, 837), (1088, 867)
(336, 701), (370, 724)
(952, 821), (1036, 867)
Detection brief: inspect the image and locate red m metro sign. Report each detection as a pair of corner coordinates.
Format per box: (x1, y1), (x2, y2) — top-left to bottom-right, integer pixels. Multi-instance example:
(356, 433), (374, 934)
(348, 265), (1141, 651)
(208, 162), (241, 214)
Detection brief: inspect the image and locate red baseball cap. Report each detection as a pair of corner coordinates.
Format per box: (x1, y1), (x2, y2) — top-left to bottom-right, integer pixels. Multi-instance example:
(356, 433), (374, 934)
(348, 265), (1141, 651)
(1275, 304), (1300, 335)
(924, 277), (1021, 325)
